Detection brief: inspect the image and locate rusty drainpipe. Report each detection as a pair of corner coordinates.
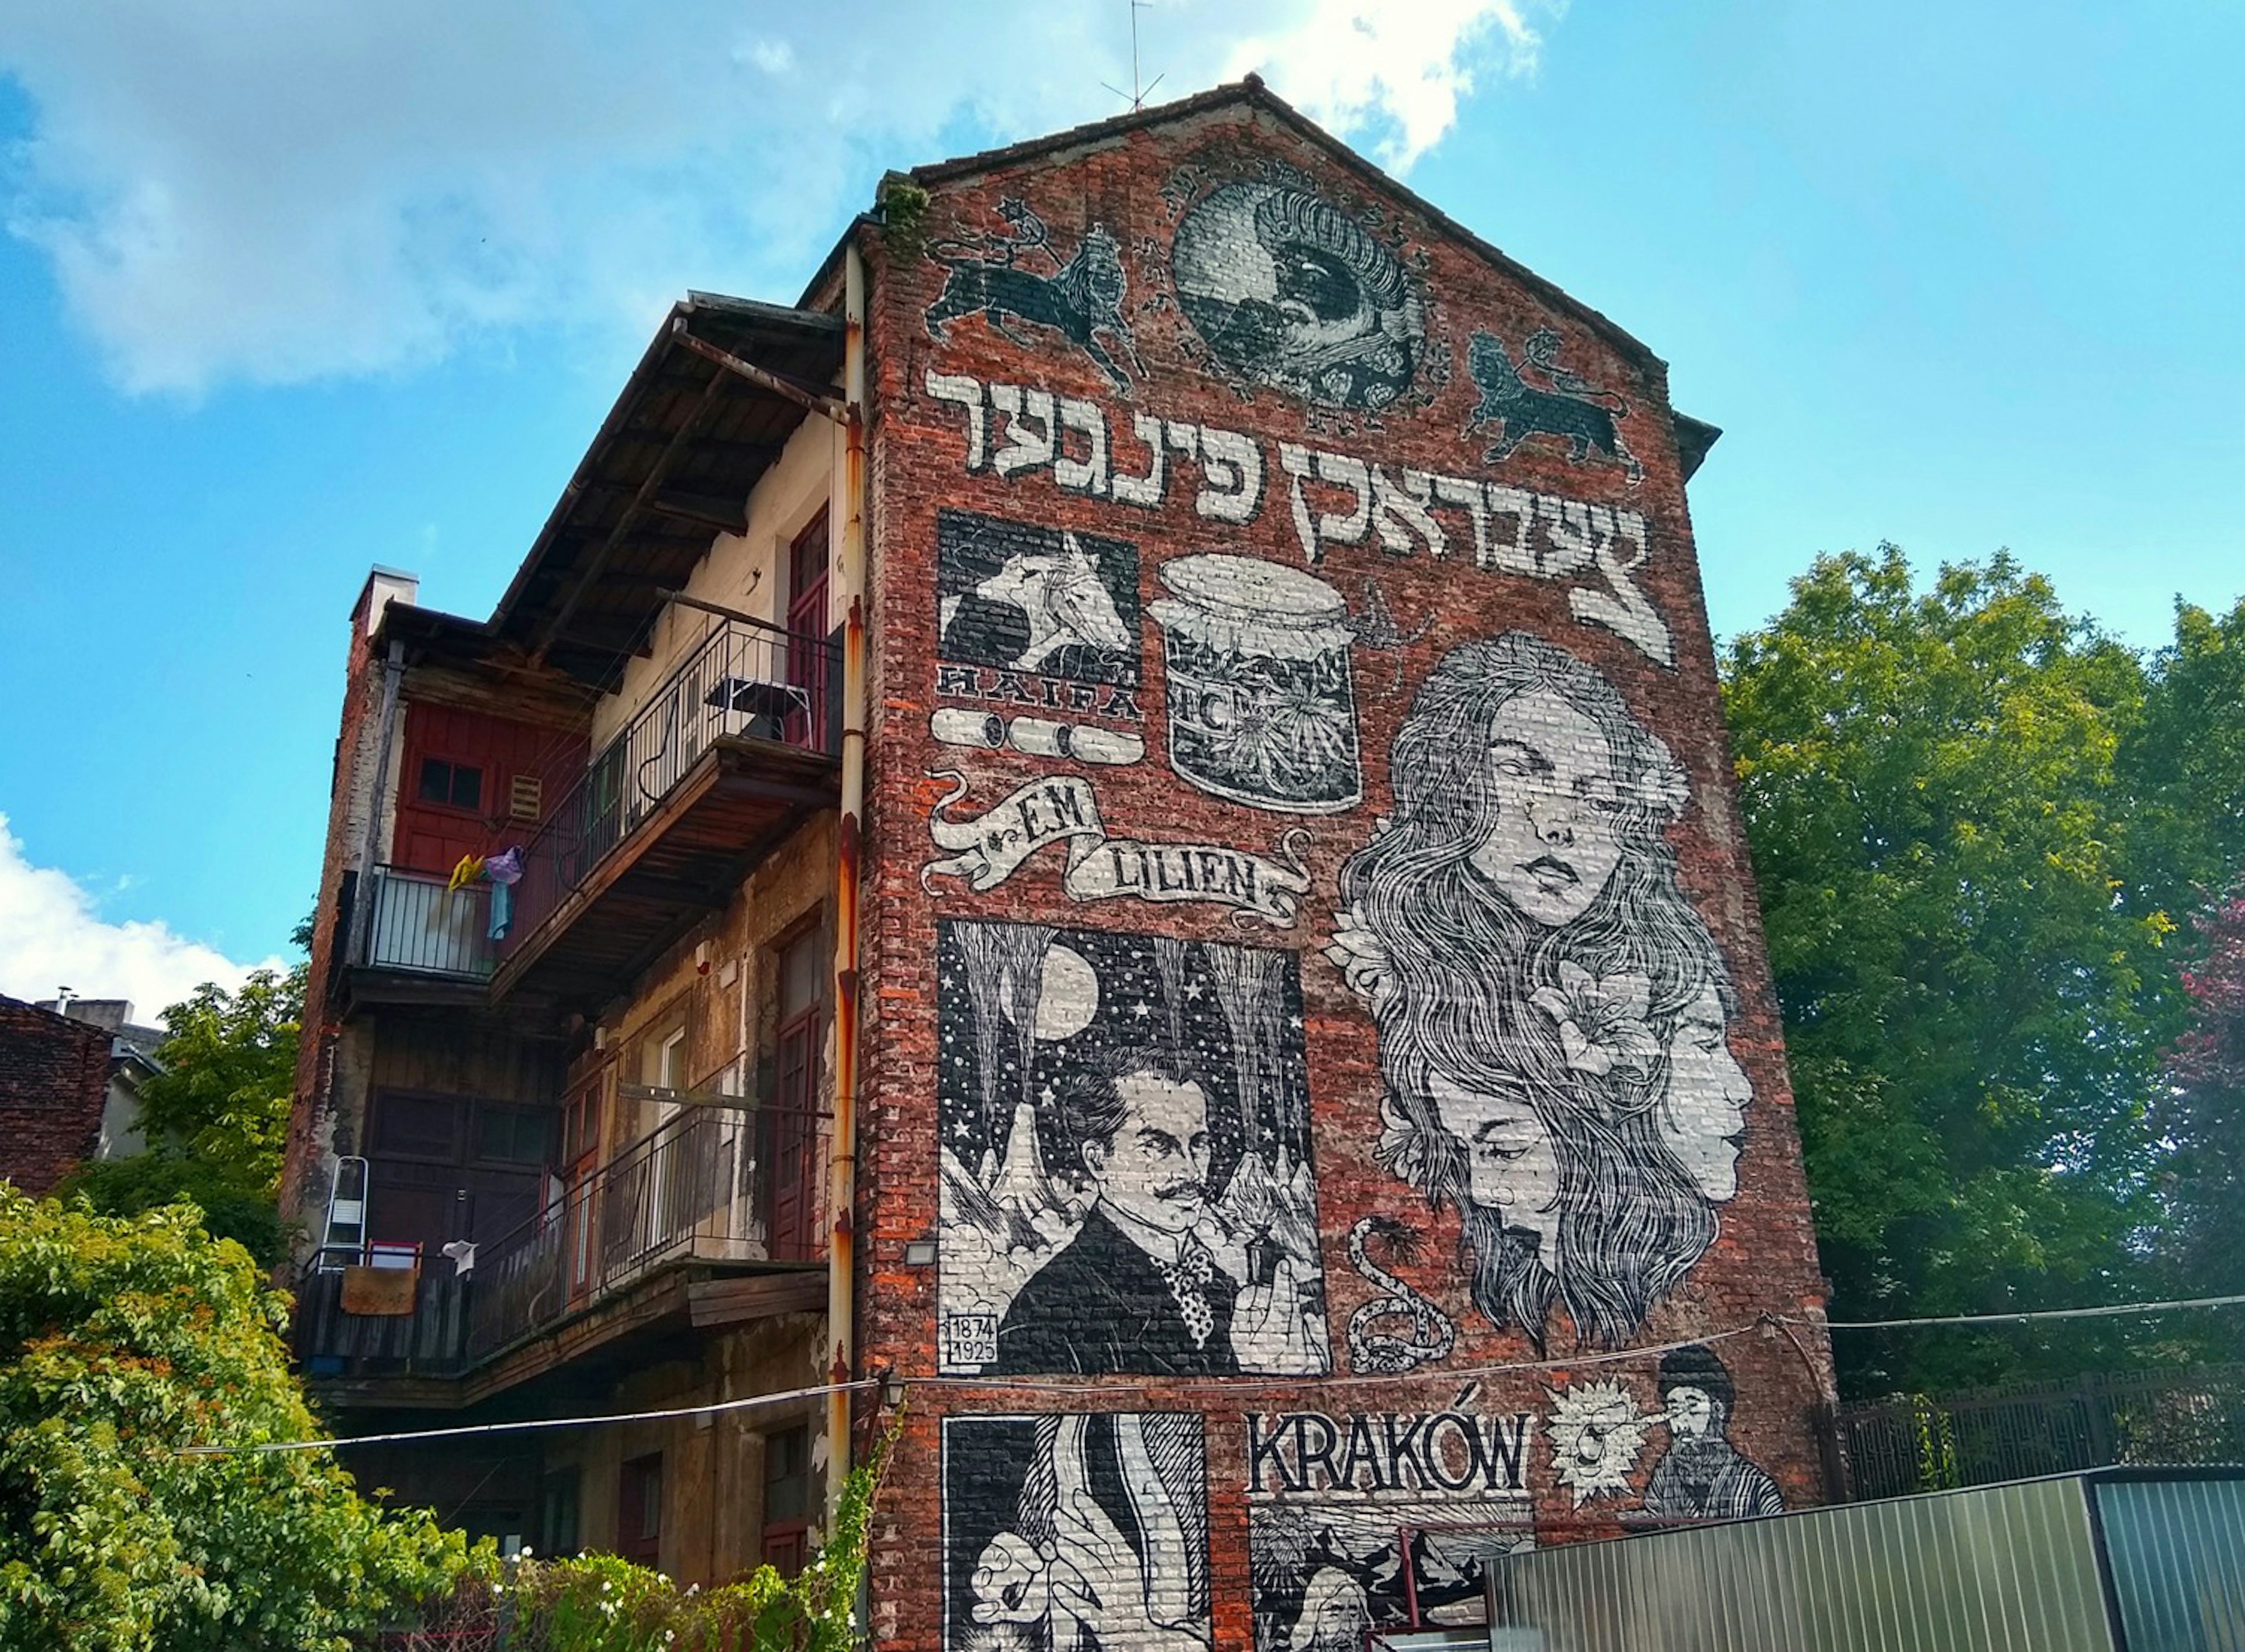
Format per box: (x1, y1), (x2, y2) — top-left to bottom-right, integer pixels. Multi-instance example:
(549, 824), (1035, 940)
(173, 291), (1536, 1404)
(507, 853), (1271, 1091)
(826, 234), (868, 1526)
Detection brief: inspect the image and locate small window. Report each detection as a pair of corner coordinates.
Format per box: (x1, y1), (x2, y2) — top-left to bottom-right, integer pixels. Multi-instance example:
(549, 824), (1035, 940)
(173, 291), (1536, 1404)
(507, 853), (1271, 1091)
(474, 1104), (555, 1167)
(779, 926), (823, 1021)
(508, 773), (543, 821)
(371, 1094), (463, 1162)
(762, 1424), (812, 1577)
(764, 1425), (811, 1525)
(417, 758), (483, 812)
(619, 1454), (662, 1569)
(540, 1469), (581, 1558)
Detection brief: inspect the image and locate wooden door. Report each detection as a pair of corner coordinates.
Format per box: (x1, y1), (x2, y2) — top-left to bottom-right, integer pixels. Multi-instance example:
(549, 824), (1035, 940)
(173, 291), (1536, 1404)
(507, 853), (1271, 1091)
(785, 509), (829, 748)
(766, 1009), (819, 1260)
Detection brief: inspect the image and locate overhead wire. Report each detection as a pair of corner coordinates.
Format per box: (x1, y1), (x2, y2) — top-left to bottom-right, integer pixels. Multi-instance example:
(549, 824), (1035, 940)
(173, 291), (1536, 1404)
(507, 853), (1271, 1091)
(172, 1284), (2245, 1458)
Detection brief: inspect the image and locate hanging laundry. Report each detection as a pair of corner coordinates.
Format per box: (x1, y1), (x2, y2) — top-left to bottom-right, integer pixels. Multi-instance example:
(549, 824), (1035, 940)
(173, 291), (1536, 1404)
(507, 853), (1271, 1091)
(485, 846), (524, 886)
(447, 853), (485, 894)
(489, 880), (514, 942)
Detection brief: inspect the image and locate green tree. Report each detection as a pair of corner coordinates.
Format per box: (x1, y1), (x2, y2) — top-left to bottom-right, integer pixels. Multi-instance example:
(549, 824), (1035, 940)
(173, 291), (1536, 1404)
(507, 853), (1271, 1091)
(0, 1189), (476, 1650)
(2156, 880), (2245, 1299)
(1722, 547), (2175, 1394)
(136, 965), (305, 1191)
(53, 1154), (286, 1269)
(2119, 596), (2245, 925)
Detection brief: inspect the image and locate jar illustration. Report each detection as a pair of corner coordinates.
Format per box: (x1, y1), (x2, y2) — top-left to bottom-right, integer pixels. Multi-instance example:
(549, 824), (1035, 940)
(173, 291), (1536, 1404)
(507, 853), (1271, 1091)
(1150, 555), (1362, 813)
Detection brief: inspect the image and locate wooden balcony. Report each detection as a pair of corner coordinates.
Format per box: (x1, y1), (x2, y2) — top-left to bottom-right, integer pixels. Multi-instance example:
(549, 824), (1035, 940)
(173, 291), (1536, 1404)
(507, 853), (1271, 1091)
(298, 1103), (827, 1404)
(489, 613), (839, 1011)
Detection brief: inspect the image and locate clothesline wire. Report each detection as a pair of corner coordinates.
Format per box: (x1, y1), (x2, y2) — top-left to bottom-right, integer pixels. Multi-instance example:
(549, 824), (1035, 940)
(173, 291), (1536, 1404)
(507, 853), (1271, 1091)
(171, 1289), (2245, 1459)
(179, 1284), (2245, 1454)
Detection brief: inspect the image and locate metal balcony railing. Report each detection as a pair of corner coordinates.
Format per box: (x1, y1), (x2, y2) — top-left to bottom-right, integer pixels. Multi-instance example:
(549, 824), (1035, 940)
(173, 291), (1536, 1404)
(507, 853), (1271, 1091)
(462, 1102), (829, 1367)
(502, 614), (838, 957)
(359, 865), (496, 980)
(296, 1103), (828, 1382)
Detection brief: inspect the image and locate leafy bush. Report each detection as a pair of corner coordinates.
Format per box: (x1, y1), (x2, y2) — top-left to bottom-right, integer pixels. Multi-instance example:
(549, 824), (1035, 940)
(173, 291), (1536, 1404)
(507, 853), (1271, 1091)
(388, 1422), (890, 1651)
(0, 1188), (478, 1651)
(53, 1154), (286, 1269)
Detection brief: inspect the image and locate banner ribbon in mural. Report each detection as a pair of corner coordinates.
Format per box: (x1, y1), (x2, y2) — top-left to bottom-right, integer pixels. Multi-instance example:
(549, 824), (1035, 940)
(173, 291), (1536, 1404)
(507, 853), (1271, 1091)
(922, 770), (1313, 928)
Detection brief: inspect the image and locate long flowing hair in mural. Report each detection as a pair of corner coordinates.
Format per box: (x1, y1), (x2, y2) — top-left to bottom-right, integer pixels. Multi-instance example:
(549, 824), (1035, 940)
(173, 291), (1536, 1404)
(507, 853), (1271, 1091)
(1332, 631), (1748, 1351)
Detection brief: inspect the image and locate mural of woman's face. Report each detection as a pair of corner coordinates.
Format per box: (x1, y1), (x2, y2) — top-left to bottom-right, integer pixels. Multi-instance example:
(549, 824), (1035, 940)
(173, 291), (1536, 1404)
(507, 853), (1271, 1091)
(1468, 687), (1626, 927)
(1659, 985), (1753, 1202)
(1427, 1072), (1559, 1266)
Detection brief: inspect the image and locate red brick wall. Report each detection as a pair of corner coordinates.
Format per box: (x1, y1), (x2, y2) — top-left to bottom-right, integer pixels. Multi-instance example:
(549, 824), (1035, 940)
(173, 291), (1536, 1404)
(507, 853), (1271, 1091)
(0, 996), (113, 1197)
(854, 96), (1834, 1652)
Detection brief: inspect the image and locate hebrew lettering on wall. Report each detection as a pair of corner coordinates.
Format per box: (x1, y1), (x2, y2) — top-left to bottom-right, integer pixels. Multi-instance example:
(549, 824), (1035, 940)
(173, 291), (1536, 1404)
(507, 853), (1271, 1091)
(938, 507), (1142, 687)
(1465, 328), (1643, 485)
(1246, 1402), (1535, 1650)
(936, 919), (1330, 1376)
(921, 368), (1675, 667)
(1168, 164), (1428, 413)
(924, 196), (1141, 393)
(1329, 631), (1753, 1355)
(945, 1412), (1211, 1652)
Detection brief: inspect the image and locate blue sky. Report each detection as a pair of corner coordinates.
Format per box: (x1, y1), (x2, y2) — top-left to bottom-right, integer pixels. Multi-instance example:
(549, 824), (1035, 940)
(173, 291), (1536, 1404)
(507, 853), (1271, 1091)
(1, 0), (2239, 1011)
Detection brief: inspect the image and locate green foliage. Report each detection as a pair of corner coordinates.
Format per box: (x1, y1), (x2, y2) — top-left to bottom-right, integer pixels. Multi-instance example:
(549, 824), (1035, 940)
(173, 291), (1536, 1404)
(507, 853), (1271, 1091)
(412, 1419), (892, 1651)
(0, 1188), (476, 1651)
(2119, 596), (2245, 924)
(53, 1154), (285, 1269)
(879, 174), (932, 261)
(2156, 879), (2245, 1297)
(1724, 547), (2180, 1392)
(138, 966), (305, 1191)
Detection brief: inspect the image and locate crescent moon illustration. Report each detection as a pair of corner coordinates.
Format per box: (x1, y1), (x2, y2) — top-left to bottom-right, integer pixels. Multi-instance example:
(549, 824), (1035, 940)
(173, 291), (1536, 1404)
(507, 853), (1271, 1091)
(1031, 946), (1099, 1041)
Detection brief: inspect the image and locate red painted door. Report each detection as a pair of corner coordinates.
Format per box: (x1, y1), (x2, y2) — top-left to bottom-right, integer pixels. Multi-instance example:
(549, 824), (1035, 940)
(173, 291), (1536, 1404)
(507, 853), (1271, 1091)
(785, 509), (829, 748)
(766, 1010), (819, 1260)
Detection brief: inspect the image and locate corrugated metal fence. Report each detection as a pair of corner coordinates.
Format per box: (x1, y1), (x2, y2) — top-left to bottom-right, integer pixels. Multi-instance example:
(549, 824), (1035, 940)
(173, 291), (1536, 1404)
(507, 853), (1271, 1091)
(1486, 1470), (2245, 1652)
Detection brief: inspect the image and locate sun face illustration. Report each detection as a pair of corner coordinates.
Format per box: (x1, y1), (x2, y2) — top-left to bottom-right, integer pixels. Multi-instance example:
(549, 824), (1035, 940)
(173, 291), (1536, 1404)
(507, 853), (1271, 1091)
(1546, 1380), (1655, 1505)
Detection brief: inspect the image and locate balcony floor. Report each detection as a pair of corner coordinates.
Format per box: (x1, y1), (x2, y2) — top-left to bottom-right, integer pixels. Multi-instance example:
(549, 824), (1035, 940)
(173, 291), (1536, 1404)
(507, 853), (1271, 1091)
(492, 734), (838, 1008)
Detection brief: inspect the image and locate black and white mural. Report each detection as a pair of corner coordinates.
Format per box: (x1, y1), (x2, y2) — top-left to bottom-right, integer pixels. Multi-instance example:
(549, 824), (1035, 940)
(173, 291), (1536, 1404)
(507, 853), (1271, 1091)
(937, 920), (1330, 1376)
(1168, 167), (1427, 413)
(1150, 555), (1363, 814)
(1642, 1344), (1784, 1520)
(1543, 1345), (1785, 1519)
(1246, 1401), (1535, 1651)
(939, 508), (1142, 689)
(944, 1412), (1211, 1652)
(1329, 631), (1753, 1352)
(926, 198), (1142, 393)
(1465, 328), (1643, 485)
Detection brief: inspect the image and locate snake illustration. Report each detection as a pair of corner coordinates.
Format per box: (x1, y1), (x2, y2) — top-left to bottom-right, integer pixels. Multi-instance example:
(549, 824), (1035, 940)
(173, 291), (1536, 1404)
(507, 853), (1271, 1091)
(1345, 1215), (1456, 1373)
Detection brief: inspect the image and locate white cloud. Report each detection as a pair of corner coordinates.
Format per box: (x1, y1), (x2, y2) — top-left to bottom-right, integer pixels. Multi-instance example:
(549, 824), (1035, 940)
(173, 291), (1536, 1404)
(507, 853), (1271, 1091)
(0, 814), (280, 1020)
(0, 0), (1552, 395)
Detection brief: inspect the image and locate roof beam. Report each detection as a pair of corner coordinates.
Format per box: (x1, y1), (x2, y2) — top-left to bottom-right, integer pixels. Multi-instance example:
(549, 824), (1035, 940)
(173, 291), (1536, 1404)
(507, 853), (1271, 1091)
(530, 368), (730, 666)
(671, 320), (853, 427)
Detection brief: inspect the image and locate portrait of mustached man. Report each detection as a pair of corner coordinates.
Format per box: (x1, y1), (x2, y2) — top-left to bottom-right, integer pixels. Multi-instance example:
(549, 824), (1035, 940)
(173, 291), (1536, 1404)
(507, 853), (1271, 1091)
(992, 1046), (1240, 1376)
(1329, 631), (1754, 1352)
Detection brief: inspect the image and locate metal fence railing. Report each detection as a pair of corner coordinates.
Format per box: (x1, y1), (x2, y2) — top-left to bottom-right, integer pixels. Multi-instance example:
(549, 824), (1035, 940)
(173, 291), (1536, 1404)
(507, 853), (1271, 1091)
(361, 865), (496, 979)
(461, 1102), (829, 1368)
(502, 614), (838, 958)
(1819, 1363), (2245, 1501)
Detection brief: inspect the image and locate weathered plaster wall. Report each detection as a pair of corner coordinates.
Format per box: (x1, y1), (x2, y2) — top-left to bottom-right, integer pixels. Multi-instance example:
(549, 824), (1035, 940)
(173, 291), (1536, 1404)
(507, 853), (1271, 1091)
(852, 100), (1834, 1652)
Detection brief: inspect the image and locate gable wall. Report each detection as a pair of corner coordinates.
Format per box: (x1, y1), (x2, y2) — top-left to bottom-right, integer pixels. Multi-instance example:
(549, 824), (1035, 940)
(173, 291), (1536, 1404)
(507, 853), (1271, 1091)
(855, 101), (1834, 1652)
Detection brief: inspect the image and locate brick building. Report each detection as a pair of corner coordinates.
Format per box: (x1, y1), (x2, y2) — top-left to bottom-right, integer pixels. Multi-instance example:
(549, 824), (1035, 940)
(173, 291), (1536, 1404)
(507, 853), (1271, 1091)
(0, 993), (117, 1195)
(282, 79), (1835, 1643)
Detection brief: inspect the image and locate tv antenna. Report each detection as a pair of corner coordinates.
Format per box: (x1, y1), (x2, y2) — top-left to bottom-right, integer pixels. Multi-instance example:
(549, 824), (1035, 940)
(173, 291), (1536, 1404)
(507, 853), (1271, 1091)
(1101, 0), (1165, 111)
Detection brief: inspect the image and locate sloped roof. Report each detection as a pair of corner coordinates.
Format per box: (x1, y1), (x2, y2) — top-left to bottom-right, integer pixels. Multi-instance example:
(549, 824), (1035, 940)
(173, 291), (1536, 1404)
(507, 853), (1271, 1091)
(481, 293), (845, 687)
